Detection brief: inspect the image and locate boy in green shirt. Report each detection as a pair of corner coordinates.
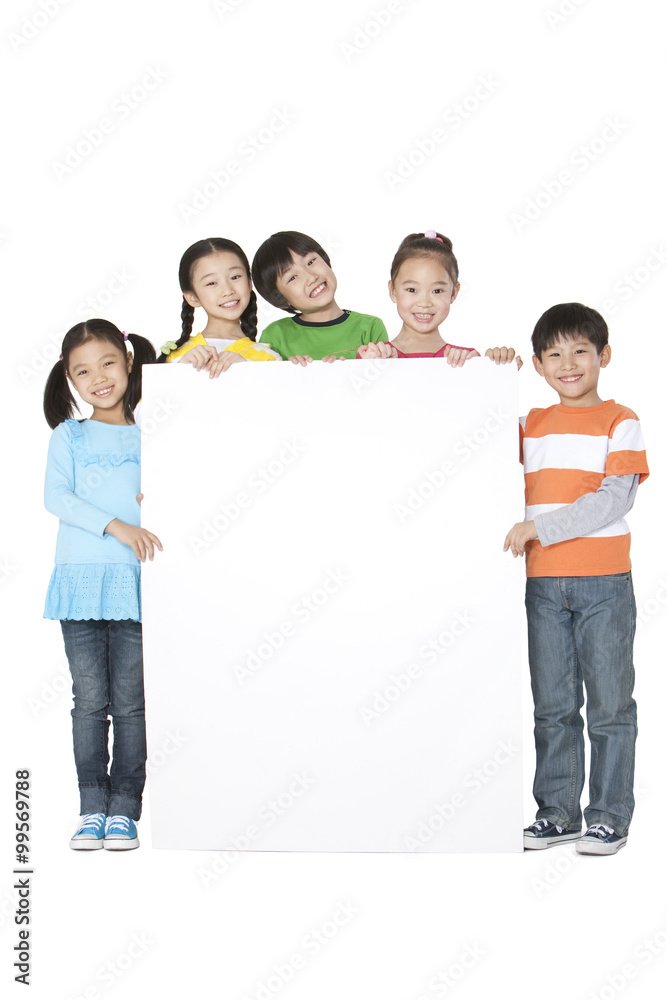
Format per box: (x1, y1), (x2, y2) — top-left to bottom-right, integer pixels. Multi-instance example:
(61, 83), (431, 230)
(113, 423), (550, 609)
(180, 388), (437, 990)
(252, 231), (388, 362)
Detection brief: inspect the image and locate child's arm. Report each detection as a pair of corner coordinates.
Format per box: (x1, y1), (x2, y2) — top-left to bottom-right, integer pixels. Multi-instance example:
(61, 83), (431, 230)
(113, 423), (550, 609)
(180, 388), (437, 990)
(532, 474), (640, 546)
(104, 518), (163, 561)
(503, 520), (537, 557)
(45, 424), (122, 537)
(44, 424), (163, 561)
(504, 474), (639, 558)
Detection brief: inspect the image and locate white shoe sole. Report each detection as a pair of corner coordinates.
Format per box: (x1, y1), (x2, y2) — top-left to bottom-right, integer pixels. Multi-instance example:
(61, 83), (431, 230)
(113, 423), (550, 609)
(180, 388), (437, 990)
(70, 838), (105, 851)
(524, 831), (582, 850)
(575, 837), (627, 856)
(104, 837), (139, 851)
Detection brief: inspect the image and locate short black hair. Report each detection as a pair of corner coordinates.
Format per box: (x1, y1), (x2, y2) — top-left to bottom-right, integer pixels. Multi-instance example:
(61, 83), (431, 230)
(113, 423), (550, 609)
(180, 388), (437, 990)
(251, 231), (332, 313)
(532, 303), (609, 357)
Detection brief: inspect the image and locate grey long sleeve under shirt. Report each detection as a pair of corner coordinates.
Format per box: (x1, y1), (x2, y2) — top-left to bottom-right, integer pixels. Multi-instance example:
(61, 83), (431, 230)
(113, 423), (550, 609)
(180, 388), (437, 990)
(533, 473), (639, 547)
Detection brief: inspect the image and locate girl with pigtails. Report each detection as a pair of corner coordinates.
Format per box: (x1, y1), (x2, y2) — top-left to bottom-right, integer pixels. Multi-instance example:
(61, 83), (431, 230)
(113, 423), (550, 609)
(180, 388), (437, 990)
(159, 237), (281, 375)
(43, 320), (161, 851)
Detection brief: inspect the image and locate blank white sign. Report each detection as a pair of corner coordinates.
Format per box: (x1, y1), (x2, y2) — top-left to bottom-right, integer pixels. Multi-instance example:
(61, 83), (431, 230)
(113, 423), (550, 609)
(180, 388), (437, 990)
(141, 358), (523, 852)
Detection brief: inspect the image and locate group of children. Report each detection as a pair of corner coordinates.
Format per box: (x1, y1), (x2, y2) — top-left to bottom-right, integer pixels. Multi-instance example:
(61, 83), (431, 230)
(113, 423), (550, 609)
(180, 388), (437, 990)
(42, 230), (648, 856)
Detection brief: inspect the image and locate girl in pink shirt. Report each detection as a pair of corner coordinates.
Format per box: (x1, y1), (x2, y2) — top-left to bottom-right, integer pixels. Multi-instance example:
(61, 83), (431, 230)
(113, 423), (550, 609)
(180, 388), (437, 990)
(358, 231), (518, 367)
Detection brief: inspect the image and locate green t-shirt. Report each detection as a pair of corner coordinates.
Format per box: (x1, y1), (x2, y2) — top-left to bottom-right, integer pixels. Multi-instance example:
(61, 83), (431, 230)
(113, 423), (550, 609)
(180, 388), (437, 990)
(258, 310), (388, 360)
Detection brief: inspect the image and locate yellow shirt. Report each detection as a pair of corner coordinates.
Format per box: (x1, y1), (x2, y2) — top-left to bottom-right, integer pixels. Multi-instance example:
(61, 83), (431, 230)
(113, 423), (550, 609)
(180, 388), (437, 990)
(166, 332), (279, 363)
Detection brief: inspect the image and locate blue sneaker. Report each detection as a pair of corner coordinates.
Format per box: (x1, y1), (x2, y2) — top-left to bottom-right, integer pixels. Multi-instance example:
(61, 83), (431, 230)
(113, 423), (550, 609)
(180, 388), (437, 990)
(575, 824), (627, 855)
(104, 815), (139, 851)
(70, 813), (106, 850)
(524, 819), (582, 850)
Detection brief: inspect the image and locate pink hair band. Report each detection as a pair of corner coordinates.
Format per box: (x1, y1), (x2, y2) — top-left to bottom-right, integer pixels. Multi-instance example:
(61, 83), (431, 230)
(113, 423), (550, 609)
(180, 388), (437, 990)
(424, 229), (444, 243)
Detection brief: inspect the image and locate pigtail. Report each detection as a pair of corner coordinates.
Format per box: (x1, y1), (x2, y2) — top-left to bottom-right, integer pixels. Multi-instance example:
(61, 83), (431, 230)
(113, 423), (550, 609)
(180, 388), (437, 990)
(124, 333), (157, 423)
(173, 237), (257, 347)
(46, 319), (155, 427)
(157, 299), (194, 363)
(181, 298), (195, 340)
(240, 290), (258, 341)
(44, 359), (79, 429)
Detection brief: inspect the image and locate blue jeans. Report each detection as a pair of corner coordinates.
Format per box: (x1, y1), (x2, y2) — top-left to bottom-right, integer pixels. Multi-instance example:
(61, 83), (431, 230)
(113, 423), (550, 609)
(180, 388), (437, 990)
(60, 619), (146, 820)
(526, 574), (637, 836)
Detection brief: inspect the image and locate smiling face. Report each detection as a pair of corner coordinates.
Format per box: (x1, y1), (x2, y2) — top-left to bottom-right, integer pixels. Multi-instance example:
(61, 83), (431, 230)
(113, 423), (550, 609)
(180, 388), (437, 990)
(67, 339), (132, 424)
(184, 251), (252, 333)
(533, 335), (611, 407)
(275, 251), (340, 320)
(389, 256), (460, 339)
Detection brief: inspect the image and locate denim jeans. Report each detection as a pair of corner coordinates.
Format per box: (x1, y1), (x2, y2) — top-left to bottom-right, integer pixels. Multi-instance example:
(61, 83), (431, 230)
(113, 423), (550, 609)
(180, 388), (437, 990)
(60, 619), (146, 820)
(526, 574), (637, 836)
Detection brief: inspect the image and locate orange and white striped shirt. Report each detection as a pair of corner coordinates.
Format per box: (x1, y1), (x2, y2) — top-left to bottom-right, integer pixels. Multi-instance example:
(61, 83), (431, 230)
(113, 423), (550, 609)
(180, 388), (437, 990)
(520, 400), (649, 577)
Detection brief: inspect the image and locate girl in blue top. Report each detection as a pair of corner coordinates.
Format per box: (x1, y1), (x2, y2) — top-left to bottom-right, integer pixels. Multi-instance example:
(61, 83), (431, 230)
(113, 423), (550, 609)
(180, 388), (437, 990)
(43, 319), (161, 851)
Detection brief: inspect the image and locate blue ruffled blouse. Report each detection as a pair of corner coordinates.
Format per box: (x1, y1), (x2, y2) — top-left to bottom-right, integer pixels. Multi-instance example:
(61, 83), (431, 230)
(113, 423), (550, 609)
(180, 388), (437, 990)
(44, 419), (142, 621)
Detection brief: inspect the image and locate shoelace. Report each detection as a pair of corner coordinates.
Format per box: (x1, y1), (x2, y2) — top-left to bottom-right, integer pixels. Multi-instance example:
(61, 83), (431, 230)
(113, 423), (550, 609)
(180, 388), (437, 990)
(106, 816), (131, 833)
(77, 813), (106, 833)
(531, 819), (561, 832)
(587, 824), (615, 838)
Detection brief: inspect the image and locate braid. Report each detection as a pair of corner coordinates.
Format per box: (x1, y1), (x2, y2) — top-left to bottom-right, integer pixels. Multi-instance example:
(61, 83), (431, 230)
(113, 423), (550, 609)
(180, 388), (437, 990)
(44, 359), (78, 429)
(181, 298), (195, 340)
(240, 290), (258, 341)
(175, 237), (256, 348)
(157, 299), (194, 363)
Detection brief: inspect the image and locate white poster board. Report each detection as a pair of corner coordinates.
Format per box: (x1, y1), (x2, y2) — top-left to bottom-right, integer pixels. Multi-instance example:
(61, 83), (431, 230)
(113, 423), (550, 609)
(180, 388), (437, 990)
(141, 359), (523, 852)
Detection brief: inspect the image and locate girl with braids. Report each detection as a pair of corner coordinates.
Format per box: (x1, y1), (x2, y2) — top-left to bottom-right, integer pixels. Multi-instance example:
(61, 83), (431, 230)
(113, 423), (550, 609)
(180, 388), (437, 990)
(358, 231), (520, 367)
(159, 237), (280, 376)
(43, 320), (162, 851)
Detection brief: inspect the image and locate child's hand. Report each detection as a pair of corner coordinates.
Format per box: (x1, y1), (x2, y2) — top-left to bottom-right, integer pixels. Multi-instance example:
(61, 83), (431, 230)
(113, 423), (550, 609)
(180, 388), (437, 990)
(322, 355), (347, 363)
(206, 352), (247, 378)
(358, 343), (397, 360)
(503, 520), (537, 558)
(136, 493), (143, 506)
(105, 519), (164, 562)
(288, 355), (313, 366)
(485, 347), (523, 370)
(444, 347), (480, 367)
(181, 345), (219, 371)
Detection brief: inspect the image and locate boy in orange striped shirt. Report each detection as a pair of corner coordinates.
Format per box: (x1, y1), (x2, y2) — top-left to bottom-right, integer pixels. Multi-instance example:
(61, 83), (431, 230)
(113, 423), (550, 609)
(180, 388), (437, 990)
(504, 303), (649, 855)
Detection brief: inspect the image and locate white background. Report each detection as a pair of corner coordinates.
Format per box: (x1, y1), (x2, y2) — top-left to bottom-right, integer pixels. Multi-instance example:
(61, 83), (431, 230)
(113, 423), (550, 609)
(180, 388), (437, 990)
(141, 361), (523, 854)
(1, 1), (665, 998)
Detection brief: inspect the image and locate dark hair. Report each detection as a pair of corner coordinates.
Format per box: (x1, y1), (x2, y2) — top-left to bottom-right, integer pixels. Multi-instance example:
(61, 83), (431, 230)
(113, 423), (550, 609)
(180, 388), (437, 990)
(531, 303), (609, 357)
(43, 319), (156, 429)
(159, 237), (258, 362)
(251, 231), (332, 313)
(390, 232), (459, 287)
